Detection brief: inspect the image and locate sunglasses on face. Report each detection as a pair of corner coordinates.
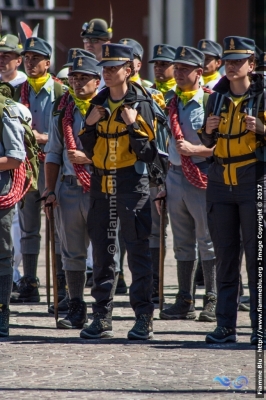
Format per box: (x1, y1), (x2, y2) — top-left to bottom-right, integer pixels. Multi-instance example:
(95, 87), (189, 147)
(83, 38), (107, 44)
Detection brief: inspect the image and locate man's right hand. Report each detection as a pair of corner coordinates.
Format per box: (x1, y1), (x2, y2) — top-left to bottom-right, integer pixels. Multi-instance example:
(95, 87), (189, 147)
(206, 116), (221, 134)
(85, 106), (105, 126)
(155, 189), (167, 215)
(41, 189), (58, 218)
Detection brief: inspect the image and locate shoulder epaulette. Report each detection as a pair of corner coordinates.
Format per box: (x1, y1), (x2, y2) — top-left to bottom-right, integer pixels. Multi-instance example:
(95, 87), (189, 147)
(3, 99), (19, 118)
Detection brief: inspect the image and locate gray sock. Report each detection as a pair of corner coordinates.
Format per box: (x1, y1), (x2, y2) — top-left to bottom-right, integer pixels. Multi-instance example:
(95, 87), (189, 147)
(65, 270), (85, 301)
(56, 254), (64, 275)
(202, 259), (216, 295)
(177, 260), (197, 298)
(0, 274), (13, 307)
(23, 254), (38, 278)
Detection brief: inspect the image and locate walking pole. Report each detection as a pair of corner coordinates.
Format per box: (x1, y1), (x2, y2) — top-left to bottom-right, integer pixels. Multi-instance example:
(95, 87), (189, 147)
(159, 198), (166, 311)
(45, 215), (50, 308)
(47, 204), (58, 324)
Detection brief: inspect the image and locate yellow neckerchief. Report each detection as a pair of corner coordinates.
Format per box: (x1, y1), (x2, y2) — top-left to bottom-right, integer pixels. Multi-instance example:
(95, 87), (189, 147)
(68, 86), (75, 98)
(27, 73), (50, 94)
(73, 96), (92, 117)
(155, 78), (176, 95)
(108, 97), (124, 114)
(130, 74), (140, 83)
(203, 70), (220, 85)
(175, 87), (199, 106)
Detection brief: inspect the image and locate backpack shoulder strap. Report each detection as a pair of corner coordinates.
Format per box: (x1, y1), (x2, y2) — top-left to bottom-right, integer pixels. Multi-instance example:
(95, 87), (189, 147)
(54, 81), (64, 100)
(13, 83), (23, 102)
(57, 106), (67, 142)
(52, 94), (64, 116)
(0, 103), (4, 143)
(203, 92), (210, 109)
(212, 92), (225, 116)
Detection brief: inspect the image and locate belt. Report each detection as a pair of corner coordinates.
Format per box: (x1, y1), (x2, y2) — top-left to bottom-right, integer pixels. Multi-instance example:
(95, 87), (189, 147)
(170, 161), (209, 171)
(213, 153), (256, 165)
(62, 175), (82, 186)
(90, 165), (135, 176)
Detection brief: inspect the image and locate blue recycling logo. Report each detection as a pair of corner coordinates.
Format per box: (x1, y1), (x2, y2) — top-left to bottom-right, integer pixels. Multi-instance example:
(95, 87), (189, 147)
(213, 375), (248, 390)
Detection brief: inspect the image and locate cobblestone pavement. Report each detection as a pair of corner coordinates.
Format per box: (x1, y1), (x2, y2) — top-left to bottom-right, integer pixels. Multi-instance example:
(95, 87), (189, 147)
(0, 214), (259, 399)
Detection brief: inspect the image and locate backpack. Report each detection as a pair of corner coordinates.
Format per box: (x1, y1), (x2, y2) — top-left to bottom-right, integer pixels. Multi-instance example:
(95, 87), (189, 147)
(133, 85), (172, 186)
(13, 80), (64, 103)
(0, 95), (40, 191)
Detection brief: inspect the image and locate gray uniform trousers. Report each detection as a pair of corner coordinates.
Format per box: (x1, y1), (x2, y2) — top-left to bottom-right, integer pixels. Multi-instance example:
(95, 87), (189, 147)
(0, 172), (14, 277)
(56, 176), (90, 271)
(19, 163), (61, 255)
(166, 165), (215, 261)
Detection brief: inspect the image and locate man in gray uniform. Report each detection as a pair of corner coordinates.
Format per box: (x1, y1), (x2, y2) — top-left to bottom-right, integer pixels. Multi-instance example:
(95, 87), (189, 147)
(44, 55), (101, 328)
(156, 47), (217, 322)
(10, 37), (66, 303)
(0, 35), (27, 288)
(197, 39), (222, 89)
(0, 97), (26, 337)
(81, 18), (112, 90)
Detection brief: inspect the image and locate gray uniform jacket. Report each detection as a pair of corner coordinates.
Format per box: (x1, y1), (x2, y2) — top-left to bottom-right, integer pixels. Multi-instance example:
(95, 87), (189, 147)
(0, 108), (26, 163)
(45, 104), (91, 176)
(19, 76), (66, 152)
(168, 88), (206, 167)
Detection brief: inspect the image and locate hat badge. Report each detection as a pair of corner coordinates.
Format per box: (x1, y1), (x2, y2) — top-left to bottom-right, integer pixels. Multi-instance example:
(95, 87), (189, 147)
(105, 45), (110, 57)
(72, 49), (77, 59)
(264, 54), (266, 62)
(30, 38), (35, 47)
(157, 46), (162, 55)
(77, 57), (83, 67)
(229, 38), (235, 50)
(201, 41), (206, 49)
(0, 36), (7, 46)
(123, 40), (128, 45)
(180, 47), (186, 57)
(87, 22), (94, 33)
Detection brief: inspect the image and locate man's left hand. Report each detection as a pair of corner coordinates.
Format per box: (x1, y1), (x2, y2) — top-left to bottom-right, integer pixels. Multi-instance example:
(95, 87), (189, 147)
(32, 130), (48, 144)
(176, 139), (195, 156)
(67, 149), (92, 164)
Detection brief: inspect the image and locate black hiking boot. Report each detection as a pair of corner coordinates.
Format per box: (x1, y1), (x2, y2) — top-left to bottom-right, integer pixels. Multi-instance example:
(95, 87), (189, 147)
(57, 298), (87, 329)
(0, 305), (10, 337)
(206, 326), (238, 343)
(128, 313), (154, 340)
(48, 290), (69, 314)
(10, 276), (40, 303)
(80, 312), (113, 339)
(159, 293), (196, 320)
(198, 293), (217, 322)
